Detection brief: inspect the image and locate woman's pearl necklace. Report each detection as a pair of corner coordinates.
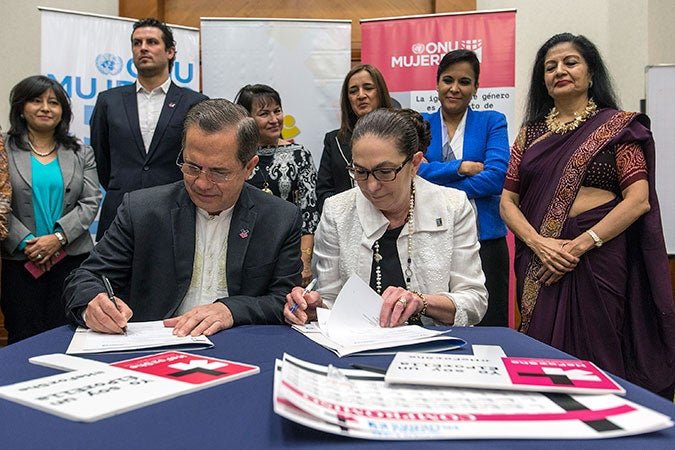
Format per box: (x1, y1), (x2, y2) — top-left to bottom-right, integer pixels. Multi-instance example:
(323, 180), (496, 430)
(373, 180), (416, 294)
(28, 139), (57, 157)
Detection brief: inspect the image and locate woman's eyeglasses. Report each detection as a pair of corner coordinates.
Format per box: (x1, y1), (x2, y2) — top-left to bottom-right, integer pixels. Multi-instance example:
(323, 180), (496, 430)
(347, 155), (412, 182)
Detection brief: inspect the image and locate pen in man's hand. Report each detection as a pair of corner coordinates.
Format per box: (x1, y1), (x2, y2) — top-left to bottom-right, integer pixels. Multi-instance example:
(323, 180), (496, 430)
(290, 277), (318, 313)
(102, 275), (127, 334)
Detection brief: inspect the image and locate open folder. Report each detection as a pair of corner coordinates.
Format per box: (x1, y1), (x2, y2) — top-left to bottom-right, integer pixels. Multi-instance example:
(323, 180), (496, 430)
(66, 320), (214, 354)
(292, 275), (465, 357)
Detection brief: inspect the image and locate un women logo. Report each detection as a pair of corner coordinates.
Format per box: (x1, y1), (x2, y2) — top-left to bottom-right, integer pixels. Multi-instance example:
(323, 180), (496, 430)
(95, 53), (123, 76)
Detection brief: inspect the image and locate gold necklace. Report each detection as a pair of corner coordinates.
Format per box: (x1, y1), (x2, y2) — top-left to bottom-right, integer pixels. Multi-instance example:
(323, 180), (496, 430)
(545, 98), (598, 134)
(28, 138), (57, 157)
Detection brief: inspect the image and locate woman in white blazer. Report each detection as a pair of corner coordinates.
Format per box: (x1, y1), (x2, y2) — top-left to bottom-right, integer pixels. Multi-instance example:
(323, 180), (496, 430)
(1, 76), (101, 343)
(284, 108), (487, 327)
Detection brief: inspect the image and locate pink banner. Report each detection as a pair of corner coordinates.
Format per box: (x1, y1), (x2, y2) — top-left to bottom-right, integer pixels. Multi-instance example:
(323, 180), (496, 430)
(361, 10), (516, 135)
(362, 11), (515, 91)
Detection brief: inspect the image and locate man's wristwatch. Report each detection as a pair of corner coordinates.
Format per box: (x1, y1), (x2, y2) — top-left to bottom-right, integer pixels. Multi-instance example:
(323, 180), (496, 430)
(54, 231), (67, 247)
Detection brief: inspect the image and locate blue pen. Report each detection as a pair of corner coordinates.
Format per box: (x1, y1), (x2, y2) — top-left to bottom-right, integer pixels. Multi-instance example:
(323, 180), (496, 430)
(290, 277), (318, 313)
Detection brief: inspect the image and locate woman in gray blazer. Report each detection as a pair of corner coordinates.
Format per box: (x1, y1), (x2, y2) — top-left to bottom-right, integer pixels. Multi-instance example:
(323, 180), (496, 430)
(1, 76), (101, 344)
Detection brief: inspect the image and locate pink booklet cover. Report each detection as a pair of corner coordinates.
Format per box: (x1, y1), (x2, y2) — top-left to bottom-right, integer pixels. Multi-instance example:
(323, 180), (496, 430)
(385, 352), (625, 395)
(24, 250), (67, 279)
(112, 351), (259, 386)
(502, 357), (624, 393)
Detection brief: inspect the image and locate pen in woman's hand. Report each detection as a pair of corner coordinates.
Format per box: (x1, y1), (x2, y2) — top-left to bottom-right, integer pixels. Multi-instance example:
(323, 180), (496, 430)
(102, 275), (127, 334)
(290, 277), (318, 313)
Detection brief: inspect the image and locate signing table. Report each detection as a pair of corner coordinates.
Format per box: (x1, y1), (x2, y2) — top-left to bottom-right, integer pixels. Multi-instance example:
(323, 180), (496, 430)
(0, 325), (673, 449)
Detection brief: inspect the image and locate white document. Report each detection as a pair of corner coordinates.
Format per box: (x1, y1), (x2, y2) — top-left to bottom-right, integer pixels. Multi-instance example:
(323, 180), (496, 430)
(66, 320), (214, 354)
(273, 353), (673, 440)
(292, 275), (465, 357)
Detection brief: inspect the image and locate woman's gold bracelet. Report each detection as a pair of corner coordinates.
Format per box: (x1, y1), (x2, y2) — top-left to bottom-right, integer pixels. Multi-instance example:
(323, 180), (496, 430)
(409, 290), (428, 322)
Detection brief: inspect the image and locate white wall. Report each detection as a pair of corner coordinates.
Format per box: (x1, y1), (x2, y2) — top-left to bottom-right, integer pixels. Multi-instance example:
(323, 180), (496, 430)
(648, 0), (675, 65)
(0, 0), (118, 132)
(478, 0), (674, 128)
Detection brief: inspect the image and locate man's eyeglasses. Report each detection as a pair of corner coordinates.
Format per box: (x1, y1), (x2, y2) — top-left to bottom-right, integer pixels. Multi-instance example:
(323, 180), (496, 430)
(177, 161), (235, 184)
(347, 155), (412, 182)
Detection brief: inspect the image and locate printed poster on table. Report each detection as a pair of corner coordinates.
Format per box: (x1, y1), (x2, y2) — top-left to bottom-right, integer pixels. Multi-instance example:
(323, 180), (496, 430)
(274, 354), (673, 440)
(361, 10), (516, 141)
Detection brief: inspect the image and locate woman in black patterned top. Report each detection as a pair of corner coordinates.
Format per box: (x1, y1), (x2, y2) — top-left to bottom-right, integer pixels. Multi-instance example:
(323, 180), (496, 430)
(235, 84), (319, 286)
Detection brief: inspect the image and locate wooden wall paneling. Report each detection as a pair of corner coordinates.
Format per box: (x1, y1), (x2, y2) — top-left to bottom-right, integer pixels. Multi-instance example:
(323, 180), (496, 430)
(435, 0), (476, 13)
(120, 0), (164, 21)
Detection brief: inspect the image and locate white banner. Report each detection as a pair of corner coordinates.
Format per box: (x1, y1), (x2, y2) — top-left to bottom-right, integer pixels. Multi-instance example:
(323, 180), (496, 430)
(40, 8), (201, 146)
(201, 18), (351, 165)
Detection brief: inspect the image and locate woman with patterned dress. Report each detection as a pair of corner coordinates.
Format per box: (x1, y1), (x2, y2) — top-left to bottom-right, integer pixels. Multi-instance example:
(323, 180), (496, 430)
(500, 33), (675, 398)
(235, 84), (319, 286)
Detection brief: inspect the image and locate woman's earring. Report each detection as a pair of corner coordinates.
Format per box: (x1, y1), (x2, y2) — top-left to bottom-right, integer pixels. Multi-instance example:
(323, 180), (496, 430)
(589, 80), (593, 88)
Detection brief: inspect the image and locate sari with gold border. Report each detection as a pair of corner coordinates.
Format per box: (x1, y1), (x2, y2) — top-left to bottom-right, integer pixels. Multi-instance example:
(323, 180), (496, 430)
(505, 109), (675, 397)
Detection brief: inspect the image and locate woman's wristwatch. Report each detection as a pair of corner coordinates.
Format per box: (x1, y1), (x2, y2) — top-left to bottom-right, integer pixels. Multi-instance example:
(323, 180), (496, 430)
(54, 231), (67, 247)
(585, 229), (603, 248)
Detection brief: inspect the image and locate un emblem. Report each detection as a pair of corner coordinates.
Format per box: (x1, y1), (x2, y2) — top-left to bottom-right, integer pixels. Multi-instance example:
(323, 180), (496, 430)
(411, 43), (425, 54)
(95, 53), (123, 76)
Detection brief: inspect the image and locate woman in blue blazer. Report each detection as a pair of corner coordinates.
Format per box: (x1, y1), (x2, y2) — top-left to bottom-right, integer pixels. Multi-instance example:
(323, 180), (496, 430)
(1, 76), (101, 343)
(417, 50), (510, 326)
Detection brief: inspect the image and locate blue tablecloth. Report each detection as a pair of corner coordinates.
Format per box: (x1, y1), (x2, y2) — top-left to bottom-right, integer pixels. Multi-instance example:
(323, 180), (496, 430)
(0, 325), (673, 449)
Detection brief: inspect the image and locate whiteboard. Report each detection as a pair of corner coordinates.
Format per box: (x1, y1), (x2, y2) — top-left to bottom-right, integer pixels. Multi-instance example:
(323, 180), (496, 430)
(646, 65), (675, 254)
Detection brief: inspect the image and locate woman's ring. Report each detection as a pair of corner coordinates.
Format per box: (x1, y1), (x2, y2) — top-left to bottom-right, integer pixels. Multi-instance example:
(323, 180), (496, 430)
(37, 253), (43, 259)
(398, 297), (407, 307)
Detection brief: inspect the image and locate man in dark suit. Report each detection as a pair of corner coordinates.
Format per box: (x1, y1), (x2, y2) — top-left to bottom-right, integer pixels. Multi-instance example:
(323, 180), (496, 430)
(64, 99), (303, 337)
(90, 18), (208, 240)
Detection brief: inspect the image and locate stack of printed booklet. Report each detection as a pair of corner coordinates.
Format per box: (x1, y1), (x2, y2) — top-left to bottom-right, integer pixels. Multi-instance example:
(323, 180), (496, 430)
(278, 276), (673, 440)
(273, 348), (673, 440)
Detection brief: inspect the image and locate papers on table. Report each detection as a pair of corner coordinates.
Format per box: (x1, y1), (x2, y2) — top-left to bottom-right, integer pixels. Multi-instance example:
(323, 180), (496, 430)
(273, 353), (673, 440)
(0, 352), (259, 422)
(292, 275), (465, 357)
(384, 346), (626, 395)
(66, 320), (214, 354)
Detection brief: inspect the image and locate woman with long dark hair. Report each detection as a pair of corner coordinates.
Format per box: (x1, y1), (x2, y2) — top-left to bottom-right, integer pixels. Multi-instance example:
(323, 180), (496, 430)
(1, 75), (101, 343)
(315, 64), (393, 212)
(500, 33), (675, 398)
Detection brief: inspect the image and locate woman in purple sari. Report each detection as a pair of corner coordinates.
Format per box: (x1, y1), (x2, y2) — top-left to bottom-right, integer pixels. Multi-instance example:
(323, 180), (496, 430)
(500, 33), (675, 399)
